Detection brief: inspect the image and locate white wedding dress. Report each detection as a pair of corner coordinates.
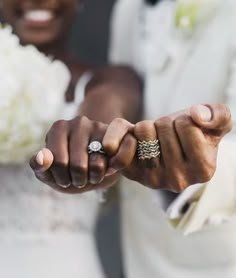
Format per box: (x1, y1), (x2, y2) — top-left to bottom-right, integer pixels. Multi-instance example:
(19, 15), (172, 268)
(0, 102), (104, 277)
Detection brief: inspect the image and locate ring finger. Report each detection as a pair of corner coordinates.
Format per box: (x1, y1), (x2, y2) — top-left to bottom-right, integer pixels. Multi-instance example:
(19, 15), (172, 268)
(134, 120), (160, 169)
(69, 116), (92, 188)
(88, 122), (108, 185)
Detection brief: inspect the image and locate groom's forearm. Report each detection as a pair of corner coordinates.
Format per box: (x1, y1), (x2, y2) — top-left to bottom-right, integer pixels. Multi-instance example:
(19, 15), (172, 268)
(78, 65), (143, 124)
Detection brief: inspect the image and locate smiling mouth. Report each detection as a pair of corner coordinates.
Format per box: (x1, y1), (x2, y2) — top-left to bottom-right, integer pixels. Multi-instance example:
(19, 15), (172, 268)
(24, 10), (55, 22)
(18, 9), (60, 27)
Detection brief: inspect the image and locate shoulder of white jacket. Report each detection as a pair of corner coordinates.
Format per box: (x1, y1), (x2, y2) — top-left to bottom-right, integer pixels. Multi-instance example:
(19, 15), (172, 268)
(108, 0), (143, 64)
(220, 0), (236, 18)
(220, 0), (236, 43)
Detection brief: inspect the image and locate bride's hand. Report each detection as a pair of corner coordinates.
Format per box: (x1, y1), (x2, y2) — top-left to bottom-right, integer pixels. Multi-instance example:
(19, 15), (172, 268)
(29, 116), (136, 193)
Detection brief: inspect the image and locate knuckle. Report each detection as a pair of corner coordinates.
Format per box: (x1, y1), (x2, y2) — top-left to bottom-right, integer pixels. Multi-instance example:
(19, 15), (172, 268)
(89, 160), (105, 174)
(142, 171), (163, 190)
(149, 180), (161, 190)
(52, 155), (69, 168)
(113, 156), (128, 170)
(71, 115), (91, 130)
(103, 141), (119, 155)
(71, 115), (82, 127)
(169, 172), (188, 193)
(198, 164), (215, 183)
(155, 116), (173, 127)
(50, 119), (68, 132)
(223, 105), (231, 121)
(51, 160), (69, 171)
(134, 120), (155, 140)
(155, 116), (173, 134)
(70, 161), (88, 176)
(217, 104), (231, 120)
(189, 157), (216, 184)
(215, 104), (231, 124)
(134, 120), (153, 132)
(220, 105), (232, 128)
(46, 120), (68, 143)
(74, 115), (87, 124)
(157, 169), (189, 193)
(111, 137), (137, 169)
(171, 181), (188, 193)
(124, 134), (137, 148)
(35, 172), (45, 182)
(93, 120), (105, 131)
(210, 104), (232, 132)
(174, 115), (192, 129)
(113, 117), (127, 126)
(79, 115), (89, 122)
(72, 115), (90, 130)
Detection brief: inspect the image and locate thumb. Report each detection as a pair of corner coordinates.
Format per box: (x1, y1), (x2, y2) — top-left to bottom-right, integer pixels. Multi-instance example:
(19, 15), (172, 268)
(30, 148), (54, 172)
(190, 104), (232, 135)
(190, 104), (212, 124)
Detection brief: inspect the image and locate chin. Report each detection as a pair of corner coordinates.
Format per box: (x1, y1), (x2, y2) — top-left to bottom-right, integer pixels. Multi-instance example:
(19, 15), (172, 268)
(10, 15), (65, 48)
(15, 30), (60, 48)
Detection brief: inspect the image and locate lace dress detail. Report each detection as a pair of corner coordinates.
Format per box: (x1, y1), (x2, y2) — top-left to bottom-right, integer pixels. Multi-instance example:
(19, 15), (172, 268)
(0, 164), (98, 236)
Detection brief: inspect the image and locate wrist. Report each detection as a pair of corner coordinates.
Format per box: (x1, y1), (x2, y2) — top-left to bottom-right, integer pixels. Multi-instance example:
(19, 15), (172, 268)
(80, 84), (125, 123)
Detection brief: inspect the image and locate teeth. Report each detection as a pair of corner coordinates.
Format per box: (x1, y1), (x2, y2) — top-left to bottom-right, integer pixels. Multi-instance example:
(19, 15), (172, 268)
(24, 10), (54, 21)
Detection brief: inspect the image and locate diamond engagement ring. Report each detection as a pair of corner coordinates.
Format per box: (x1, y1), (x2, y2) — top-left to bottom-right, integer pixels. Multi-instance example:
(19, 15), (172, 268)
(88, 141), (105, 154)
(137, 139), (161, 160)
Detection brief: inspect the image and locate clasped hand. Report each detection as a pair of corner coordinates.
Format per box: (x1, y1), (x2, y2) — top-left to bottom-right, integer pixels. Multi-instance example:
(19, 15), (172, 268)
(30, 104), (232, 193)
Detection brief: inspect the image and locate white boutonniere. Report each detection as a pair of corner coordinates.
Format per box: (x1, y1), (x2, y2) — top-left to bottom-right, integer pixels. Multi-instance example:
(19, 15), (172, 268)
(174, 0), (220, 33)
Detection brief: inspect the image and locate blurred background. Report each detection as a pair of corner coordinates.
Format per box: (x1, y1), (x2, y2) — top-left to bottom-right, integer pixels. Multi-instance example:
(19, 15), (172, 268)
(67, 0), (116, 64)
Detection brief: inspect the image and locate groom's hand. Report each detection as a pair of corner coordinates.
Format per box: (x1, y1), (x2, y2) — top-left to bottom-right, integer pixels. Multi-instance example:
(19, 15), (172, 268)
(121, 104), (232, 192)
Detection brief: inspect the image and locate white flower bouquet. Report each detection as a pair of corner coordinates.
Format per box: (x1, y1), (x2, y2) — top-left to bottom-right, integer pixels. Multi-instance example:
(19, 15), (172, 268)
(0, 25), (71, 164)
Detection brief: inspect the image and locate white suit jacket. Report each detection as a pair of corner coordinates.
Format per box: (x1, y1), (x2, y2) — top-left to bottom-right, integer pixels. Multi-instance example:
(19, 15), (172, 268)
(109, 0), (236, 277)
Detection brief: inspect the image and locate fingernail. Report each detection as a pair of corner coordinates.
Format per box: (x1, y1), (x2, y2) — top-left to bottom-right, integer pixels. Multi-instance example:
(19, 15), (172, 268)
(195, 105), (212, 122)
(105, 168), (118, 177)
(58, 183), (71, 189)
(89, 172), (101, 184)
(36, 151), (44, 166)
(73, 183), (86, 189)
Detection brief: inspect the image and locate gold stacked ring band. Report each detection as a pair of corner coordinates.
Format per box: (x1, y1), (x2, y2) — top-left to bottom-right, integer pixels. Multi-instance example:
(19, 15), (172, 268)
(137, 139), (160, 160)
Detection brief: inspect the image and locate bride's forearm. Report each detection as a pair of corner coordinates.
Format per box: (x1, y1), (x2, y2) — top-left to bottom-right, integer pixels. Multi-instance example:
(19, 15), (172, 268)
(78, 65), (143, 124)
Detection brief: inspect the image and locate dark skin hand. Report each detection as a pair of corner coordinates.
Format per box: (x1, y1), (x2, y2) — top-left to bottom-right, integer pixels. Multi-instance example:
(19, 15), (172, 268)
(30, 103), (232, 194)
(30, 65), (143, 193)
(122, 104), (232, 192)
